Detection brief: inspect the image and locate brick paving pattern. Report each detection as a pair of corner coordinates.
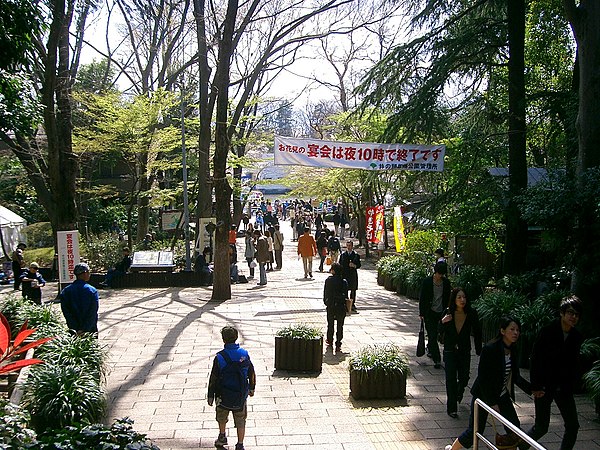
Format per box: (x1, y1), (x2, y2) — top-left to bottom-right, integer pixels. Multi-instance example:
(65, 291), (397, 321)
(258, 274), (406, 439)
(93, 222), (600, 449)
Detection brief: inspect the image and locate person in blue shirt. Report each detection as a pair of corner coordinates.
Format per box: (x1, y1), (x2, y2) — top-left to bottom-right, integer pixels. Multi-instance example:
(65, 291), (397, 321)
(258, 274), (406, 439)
(60, 263), (99, 335)
(20, 262), (46, 305)
(208, 326), (256, 450)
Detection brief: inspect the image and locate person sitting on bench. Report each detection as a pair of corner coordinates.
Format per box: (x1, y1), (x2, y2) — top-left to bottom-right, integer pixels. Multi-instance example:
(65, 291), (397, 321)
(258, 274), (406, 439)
(100, 247), (132, 288)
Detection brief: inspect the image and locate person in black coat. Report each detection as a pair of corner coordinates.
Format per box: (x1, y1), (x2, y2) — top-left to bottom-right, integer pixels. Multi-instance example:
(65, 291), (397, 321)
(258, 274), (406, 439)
(339, 240), (361, 312)
(323, 262), (348, 352)
(440, 287), (482, 418)
(419, 261), (451, 368)
(445, 316), (532, 450)
(524, 296), (584, 450)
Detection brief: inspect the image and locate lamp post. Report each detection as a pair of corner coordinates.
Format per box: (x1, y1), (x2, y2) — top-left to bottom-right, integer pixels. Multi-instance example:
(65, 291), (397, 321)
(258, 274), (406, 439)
(180, 83), (191, 271)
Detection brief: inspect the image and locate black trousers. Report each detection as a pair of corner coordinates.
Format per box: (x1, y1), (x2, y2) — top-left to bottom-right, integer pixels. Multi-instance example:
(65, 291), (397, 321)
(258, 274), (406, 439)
(528, 389), (579, 450)
(326, 306), (346, 346)
(444, 348), (471, 414)
(424, 309), (443, 363)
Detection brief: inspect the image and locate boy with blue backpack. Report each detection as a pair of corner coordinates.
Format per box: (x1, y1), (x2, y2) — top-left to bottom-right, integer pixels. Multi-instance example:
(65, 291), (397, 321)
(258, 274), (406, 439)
(208, 326), (256, 450)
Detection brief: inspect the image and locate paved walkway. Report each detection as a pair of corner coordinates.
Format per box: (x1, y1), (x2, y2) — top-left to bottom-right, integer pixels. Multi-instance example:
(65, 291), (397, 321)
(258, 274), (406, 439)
(95, 222), (599, 449)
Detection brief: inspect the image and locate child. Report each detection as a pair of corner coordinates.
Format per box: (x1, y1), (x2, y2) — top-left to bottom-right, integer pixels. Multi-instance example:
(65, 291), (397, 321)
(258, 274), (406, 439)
(208, 326), (256, 450)
(20, 262), (46, 305)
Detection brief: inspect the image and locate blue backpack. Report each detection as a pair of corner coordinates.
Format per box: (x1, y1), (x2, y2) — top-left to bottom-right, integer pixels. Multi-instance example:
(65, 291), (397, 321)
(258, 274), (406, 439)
(217, 350), (250, 411)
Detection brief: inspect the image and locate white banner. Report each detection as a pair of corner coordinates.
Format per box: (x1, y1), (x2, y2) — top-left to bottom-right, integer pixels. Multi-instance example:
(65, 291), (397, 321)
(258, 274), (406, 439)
(57, 230), (80, 283)
(274, 136), (445, 172)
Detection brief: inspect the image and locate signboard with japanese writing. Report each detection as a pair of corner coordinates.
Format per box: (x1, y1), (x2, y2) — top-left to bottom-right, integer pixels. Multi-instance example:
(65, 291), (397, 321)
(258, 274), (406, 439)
(366, 205), (385, 243)
(274, 136), (445, 172)
(57, 230), (80, 283)
(393, 206), (406, 252)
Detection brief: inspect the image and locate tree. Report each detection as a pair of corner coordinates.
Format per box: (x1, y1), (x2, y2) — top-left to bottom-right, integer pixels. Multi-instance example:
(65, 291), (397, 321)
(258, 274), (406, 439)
(562, 0), (600, 331)
(0, 0), (99, 242)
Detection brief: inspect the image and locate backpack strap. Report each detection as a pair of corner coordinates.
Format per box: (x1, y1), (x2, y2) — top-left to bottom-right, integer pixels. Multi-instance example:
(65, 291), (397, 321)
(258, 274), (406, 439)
(218, 349), (233, 367)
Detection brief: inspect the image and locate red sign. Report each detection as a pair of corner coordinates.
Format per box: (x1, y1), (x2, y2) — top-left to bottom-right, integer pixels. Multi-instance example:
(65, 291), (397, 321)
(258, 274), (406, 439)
(366, 205), (385, 243)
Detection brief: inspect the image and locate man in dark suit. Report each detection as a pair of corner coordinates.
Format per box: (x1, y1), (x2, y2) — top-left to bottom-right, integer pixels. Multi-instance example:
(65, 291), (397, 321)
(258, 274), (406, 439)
(339, 240), (361, 312)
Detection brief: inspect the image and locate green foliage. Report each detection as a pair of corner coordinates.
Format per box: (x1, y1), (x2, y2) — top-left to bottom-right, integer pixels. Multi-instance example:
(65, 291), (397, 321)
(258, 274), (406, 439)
(86, 199), (128, 234)
(404, 230), (440, 266)
(23, 362), (107, 431)
(81, 233), (126, 272)
(474, 290), (529, 323)
(0, 294), (67, 340)
(23, 222), (53, 248)
(496, 271), (540, 298)
(35, 334), (107, 380)
(276, 323), (322, 340)
(513, 298), (556, 344)
(349, 343), (410, 376)
(580, 338), (600, 363)
(376, 255), (403, 276)
(450, 265), (489, 302)
(0, 399), (37, 448)
(583, 361), (600, 403)
(535, 289), (571, 312)
(405, 265), (429, 291)
(36, 417), (160, 449)
(22, 247), (54, 268)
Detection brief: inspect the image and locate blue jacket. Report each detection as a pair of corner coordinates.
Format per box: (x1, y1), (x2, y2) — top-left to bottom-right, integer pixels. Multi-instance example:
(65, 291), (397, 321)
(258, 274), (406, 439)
(60, 279), (99, 333)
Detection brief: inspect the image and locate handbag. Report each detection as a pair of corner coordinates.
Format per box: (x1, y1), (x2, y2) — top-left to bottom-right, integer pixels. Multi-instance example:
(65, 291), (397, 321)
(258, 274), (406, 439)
(345, 298), (353, 314)
(325, 256), (332, 265)
(416, 318), (426, 357)
(249, 259), (257, 268)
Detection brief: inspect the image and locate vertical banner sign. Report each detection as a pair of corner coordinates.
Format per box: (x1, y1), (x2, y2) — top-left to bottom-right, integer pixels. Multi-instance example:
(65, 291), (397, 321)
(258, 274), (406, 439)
(393, 206), (406, 252)
(57, 231), (80, 283)
(366, 205), (385, 243)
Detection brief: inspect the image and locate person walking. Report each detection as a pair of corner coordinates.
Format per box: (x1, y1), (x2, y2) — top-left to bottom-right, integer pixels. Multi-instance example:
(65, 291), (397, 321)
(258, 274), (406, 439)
(11, 242), (26, 291)
(323, 262), (349, 352)
(332, 210), (341, 236)
(244, 229), (256, 280)
(297, 227), (317, 279)
(440, 287), (482, 418)
(339, 240), (361, 312)
(59, 263), (99, 335)
(524, 295), (584, 450)
(445, 317), (532, 450)
(272, 224), (284, 270)
(20, 262), (46, 305)
(316, 231), (328, 272)
(327, 232), (341, 265)
(419, 261), (451, 368)
(254, 229), (269, 286)
(265, 230), (274, 271)
(208, 326), (256, 450)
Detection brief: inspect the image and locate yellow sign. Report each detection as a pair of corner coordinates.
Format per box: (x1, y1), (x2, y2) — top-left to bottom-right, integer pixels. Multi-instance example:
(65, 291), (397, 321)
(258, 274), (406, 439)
(393, 206), (406, 252)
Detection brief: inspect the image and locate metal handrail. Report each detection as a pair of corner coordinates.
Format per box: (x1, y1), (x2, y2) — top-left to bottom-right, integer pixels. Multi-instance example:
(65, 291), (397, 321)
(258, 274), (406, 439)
(473, 398), (546, 450)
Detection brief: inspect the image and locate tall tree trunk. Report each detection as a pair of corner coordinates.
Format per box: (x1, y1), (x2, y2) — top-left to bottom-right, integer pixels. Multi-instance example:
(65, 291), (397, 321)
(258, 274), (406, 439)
(193, 0), (213, 221)
(503, 0), (528, 275)
(211, 0), (238, 301)
(563, 0), (600, 334)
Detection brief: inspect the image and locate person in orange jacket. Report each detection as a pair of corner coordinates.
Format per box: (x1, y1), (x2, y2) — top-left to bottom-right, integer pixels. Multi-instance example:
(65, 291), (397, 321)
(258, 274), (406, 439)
(297, 227), (317, 279)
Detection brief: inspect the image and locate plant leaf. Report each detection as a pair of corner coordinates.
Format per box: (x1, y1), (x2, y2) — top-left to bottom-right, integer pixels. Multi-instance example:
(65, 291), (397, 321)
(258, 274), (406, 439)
(0, 358), (44, 374)
(13, 328), (37, 348)
(0, 313), (10, 355)
(13, 337), (54, 355)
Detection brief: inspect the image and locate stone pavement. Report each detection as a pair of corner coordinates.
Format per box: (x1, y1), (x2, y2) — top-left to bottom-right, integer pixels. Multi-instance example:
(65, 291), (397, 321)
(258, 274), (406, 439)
(95, 222), (599, 450)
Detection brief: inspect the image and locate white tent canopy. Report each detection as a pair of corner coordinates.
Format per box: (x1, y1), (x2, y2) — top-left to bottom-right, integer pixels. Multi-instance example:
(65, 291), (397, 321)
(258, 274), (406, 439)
(0, 205), (27, 260)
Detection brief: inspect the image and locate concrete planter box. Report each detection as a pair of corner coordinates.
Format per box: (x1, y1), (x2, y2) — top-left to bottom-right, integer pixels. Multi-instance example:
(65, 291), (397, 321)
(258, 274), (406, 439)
(350, 368), (407, 400)
(274, 336), (323, 372)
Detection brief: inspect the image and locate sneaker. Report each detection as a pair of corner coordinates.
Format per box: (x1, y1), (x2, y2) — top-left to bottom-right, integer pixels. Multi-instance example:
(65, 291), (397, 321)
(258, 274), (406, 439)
(445, 445), (453, 450)
(448, 411), (458, 418)
(214, 433), (227, 447)
(325, 340), (332, 346)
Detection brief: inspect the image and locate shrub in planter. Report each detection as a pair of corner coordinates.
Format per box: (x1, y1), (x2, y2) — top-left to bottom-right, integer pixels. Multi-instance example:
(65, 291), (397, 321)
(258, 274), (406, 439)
(0, 294), (67, 340)
(405, 265), (428, 299)
(349, 343), (410, 400)
(275, 323), (323, 372)
(513, 298), (557, 368)
(474, 290), (528, 343)
(22, 362), (107, 431)
(376, 256), (400, 286)
(450, 265), (488, 303)
(583, 360), (600, 418)
(393, 260), (413, 296)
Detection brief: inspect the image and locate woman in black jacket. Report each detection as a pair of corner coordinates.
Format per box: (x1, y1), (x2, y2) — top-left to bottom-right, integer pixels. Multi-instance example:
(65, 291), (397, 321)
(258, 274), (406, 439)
(441, 287), (482, 418)
(445, 316), (532, 449)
